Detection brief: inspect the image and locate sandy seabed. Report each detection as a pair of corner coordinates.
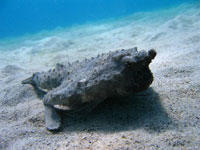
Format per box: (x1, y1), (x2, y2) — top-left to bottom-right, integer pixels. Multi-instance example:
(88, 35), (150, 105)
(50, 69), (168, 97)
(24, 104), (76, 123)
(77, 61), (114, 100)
(0, 2), (200, 150)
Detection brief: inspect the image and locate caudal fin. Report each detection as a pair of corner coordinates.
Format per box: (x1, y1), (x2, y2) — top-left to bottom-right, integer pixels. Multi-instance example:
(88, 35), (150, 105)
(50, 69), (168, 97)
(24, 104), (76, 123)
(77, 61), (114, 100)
(22, 76), (33, 84)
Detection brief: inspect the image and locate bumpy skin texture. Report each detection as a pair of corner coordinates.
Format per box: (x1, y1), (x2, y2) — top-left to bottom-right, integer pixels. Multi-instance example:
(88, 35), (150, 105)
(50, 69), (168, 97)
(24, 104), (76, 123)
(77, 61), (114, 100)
(26, 48), (156, 106)
(22, 47), (156, 130)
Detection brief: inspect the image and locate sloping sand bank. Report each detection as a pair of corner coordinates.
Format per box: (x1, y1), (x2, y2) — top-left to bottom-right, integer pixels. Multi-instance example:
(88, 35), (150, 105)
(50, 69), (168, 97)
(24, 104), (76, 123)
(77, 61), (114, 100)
(0, 2), (200, 150)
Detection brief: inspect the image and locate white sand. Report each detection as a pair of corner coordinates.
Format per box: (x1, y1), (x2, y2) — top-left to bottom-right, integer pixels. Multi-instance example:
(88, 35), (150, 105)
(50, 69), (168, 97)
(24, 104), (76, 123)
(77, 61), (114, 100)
(0, 2), (200, 150)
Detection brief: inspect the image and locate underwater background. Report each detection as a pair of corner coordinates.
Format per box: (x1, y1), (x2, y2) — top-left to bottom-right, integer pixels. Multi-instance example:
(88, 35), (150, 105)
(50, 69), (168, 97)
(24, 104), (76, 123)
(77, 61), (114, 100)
(0, 0), (199, 69)
(0, 0), (198, 39)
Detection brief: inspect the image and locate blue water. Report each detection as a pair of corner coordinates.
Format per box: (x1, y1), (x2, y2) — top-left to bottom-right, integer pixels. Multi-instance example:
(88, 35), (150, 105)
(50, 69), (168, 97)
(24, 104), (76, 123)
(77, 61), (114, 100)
(0, 0), (197, 39)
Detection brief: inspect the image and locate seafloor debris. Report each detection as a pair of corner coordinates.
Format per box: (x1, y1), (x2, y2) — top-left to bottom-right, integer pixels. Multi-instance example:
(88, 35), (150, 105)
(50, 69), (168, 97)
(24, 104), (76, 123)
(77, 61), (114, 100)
(22, 47), (156, 131)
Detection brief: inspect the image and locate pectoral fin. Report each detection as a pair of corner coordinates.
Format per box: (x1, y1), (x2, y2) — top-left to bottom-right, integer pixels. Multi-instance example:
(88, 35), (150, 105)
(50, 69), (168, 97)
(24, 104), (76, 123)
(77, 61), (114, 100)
(44, 104), (61, 131)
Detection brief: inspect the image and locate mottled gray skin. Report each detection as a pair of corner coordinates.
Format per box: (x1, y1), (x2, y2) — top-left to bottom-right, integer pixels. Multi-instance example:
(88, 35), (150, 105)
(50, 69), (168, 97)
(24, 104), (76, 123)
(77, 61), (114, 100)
(22, 47), (156, 131)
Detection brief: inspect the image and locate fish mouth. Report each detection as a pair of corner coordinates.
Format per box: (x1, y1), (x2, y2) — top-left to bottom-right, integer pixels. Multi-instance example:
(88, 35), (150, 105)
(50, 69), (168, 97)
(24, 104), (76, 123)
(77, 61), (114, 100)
(53, 105), (71, 111)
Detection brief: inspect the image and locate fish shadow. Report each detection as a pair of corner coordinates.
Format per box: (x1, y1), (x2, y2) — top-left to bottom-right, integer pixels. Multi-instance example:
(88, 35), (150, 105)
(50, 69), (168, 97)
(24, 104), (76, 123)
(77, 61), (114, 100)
(60, 87), (174, 133)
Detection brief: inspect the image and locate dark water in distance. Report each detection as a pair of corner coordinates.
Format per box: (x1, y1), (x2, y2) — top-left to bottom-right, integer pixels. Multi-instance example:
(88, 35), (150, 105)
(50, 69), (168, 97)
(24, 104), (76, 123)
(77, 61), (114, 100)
(0, 0), (197, 39)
